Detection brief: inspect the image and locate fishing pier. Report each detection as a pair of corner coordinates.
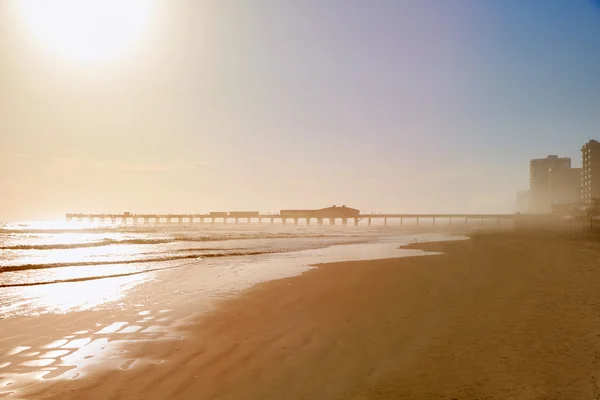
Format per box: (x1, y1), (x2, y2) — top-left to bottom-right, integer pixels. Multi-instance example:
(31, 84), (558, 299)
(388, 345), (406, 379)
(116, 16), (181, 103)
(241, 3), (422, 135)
(65, 205), (515, 228)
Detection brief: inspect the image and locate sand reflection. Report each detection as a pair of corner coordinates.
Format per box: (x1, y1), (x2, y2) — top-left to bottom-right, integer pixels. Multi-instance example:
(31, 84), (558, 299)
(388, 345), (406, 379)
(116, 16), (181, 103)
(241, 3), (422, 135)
(0, 274), (149, 318)
(6, 347), (30, 356)
(0, 308), (183, 398)
(39, 350), (70, 358)
(42, 340), (68, 349)
(20, 359), (55, 367)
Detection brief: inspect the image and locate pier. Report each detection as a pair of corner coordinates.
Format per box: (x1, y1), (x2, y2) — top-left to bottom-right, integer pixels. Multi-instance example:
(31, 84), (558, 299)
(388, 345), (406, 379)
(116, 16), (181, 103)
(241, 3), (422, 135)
(65, 206), (515, 227)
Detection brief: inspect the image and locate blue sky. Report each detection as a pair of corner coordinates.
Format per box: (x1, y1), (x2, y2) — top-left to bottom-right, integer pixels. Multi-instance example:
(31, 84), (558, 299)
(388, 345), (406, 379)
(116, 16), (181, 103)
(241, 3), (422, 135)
(1, 0), (600, 219)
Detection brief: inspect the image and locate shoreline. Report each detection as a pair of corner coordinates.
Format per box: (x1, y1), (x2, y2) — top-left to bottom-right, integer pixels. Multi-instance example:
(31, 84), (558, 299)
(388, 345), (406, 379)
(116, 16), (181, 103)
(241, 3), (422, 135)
(0, 231), (461, 319)
(6, 230), (600, 399)
(0, 232), (462, 397)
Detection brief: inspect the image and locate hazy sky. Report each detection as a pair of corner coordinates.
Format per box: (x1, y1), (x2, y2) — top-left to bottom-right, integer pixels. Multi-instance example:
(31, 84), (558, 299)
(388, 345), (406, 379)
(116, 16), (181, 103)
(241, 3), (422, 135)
(1, 0), (600, 220)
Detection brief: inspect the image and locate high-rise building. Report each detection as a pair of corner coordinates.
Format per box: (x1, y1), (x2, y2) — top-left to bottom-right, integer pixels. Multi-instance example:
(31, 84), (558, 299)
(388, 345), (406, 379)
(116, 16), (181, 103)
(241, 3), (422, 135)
(549, 167), (581, 206)
(530, 155), (571, 213)
(516, 190), (531, 213)
(581, 140), (600, 205)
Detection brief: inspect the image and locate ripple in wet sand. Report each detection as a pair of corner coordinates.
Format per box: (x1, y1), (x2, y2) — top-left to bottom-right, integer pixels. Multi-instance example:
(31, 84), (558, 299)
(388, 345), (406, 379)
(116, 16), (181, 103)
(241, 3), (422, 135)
(6, 346), (31, 356)
(20, 359), (56, 367)
(61, 338), (92, 349)
(39, 350), (70, 358)
(118, 326), (142, 334)
(95, 322), (128, 334)
(43, 340), (68, 349)
(41, 365), (76, 380)
(120, 359), (137, 370)
(140, 326), (165, 333)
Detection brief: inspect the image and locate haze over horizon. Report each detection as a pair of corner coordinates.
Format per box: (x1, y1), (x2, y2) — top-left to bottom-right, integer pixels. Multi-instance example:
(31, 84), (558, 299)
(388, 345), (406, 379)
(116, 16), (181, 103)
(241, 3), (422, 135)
(1, 0), (600, 221)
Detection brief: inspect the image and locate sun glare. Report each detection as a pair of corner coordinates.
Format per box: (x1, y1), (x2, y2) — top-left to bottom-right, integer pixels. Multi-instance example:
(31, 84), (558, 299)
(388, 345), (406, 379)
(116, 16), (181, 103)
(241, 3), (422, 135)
(18, 0), (156, 63)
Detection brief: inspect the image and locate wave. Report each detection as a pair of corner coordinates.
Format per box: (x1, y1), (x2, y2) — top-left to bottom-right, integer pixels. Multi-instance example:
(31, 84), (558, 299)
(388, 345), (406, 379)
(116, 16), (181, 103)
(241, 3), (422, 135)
(0, 227), (161, 235)
(0, 250), (270, 273)
(0, 262), (195, 288)
(0, 238), (175, 251)
(0, 233), (346, 251)
(0, 236), (269, 251)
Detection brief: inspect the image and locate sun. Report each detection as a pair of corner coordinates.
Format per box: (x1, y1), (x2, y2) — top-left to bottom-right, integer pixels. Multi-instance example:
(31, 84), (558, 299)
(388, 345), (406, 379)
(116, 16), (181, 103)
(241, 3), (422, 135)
(18, 0), (156, 63)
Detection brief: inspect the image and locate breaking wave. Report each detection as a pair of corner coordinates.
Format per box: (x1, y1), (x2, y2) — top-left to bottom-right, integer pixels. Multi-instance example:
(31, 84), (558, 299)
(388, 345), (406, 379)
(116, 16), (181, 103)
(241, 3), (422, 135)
(0, 250), (271, 273)
(0, 233), (347, 251)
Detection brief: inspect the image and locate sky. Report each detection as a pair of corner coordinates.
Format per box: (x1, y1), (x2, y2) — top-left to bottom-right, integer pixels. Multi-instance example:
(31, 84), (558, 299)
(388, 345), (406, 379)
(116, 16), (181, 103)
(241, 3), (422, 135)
(1, 0), (600, 221)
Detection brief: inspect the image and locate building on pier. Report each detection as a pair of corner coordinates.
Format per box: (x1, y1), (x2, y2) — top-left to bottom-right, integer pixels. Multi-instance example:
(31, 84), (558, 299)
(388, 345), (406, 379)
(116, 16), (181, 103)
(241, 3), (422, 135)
(280, 205), (359, 218)
(228, 211), (260, 218)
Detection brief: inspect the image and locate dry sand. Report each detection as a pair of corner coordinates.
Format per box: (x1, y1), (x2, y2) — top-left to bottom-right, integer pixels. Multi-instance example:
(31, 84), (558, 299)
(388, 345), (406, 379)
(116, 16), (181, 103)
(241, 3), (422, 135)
(6, 231), (600, 399)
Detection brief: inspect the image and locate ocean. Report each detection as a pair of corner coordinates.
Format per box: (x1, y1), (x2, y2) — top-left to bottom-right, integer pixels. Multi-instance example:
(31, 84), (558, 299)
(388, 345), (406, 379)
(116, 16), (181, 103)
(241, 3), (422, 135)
(0, 221), (461, 318)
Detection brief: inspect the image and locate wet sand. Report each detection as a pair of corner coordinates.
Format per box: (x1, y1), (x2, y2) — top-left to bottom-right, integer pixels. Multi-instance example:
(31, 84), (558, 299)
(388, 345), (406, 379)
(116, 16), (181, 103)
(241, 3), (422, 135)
(5, 231), (600, 399)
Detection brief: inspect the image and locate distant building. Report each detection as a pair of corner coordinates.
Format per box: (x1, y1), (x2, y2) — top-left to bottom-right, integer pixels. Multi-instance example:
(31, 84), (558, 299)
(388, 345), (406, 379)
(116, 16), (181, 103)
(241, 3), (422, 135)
(516, 190), (531, 213)
(530, 155), (571, 213)
(581, 139), (600, 205)
(228, 211), (260, 217)
(316, 205), (360, 218)
(549, 167), (581, 206)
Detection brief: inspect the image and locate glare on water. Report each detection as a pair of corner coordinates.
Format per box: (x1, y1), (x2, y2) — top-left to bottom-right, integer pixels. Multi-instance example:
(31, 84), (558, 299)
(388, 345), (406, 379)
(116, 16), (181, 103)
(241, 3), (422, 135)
(0, 274), (148, 316)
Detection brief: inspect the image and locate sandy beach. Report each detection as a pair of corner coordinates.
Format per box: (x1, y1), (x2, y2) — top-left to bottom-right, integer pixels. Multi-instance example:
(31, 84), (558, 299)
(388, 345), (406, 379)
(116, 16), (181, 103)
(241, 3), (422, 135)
(4, 230), (600, 399)
(3, 0), (598, 398)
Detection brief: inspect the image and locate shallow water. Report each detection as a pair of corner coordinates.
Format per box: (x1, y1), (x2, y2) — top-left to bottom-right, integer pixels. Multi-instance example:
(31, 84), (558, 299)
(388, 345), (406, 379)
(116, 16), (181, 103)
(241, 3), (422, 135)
(1, 221), (464, 318)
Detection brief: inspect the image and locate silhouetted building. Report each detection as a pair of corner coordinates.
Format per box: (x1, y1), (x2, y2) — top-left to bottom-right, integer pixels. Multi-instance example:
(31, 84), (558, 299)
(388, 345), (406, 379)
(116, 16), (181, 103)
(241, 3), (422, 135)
(317, 205), (360, 218)
(280, 205), (359, 218)
(530, 155), (571, 213)
(549, 167), (581, 206)
(582, 140), (600, 205)
(516, 190), (531, 213)
(228, 211), (260, 217)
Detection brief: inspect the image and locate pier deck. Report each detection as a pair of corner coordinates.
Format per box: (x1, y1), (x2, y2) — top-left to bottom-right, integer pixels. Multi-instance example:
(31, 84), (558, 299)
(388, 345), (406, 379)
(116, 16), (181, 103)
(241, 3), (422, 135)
(65, 212), (515, 227)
